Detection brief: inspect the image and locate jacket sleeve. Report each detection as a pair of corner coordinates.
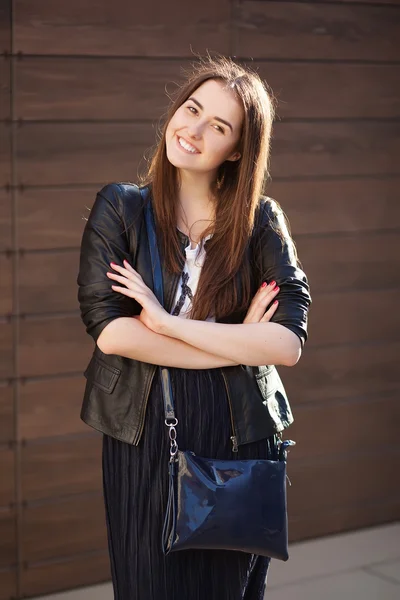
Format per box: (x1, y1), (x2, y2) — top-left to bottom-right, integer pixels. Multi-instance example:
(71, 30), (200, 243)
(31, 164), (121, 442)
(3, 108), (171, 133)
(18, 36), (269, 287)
(257, 198), (312, 349)
(77, 183), (139, 343)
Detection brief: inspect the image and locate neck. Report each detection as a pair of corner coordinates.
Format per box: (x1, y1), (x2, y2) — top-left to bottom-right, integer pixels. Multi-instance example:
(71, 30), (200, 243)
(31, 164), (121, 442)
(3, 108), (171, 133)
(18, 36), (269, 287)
(176, 169), (217, 242)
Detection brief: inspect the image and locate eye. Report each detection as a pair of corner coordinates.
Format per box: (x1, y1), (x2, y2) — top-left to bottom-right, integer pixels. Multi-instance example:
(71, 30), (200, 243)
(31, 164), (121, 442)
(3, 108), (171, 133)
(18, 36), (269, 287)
(187, 105), (198, 115)
(213, 124), (225, 134)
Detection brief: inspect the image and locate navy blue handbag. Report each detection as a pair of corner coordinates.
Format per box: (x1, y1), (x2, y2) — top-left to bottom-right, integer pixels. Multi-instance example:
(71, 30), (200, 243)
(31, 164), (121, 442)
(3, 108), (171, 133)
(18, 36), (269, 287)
(142, 188), (295, 561)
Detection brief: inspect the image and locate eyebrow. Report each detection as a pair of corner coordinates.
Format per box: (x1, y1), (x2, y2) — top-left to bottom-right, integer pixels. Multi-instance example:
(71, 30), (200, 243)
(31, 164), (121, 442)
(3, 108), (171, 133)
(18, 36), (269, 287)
(187, 97), (233, 132)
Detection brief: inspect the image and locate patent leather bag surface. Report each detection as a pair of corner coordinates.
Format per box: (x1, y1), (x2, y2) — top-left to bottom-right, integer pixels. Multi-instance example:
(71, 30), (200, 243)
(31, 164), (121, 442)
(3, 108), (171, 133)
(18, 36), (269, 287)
(143, 193), (295, 561)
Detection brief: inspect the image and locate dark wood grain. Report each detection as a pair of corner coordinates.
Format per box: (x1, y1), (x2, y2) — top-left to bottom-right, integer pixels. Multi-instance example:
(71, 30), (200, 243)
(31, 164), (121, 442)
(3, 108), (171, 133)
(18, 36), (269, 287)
(308, 288), (400, 346)
(0, 0), (11, 53)
(22, 493), (108, 562)
(0, 189), (12, 252)
(15, 58), (400, 120)
(0, 123), (11, 185)
(16, 122), (154, 186)
(289, 451), (400, 515)
(0, 508), (16, 567)
(288, 391), (400, 462)
(15, 57), (187, 120)
(0, 321), (13, 380)
(22, 434), (102, 501)
(236, 2), (400, 60)
(270, 121), (400, 178)
(295, 230), (399, 293)
(0, 568), (17, 600)
(267, 179), (400, 235)
(18, 250), (80, 313)
(0, 446), (14, 506)
(0, 56), (10, 121)
(251, 62), (400, 120)
(0, 383), (14, 443)
(14, 0), (231, 56)
(20, 376), (87, 440)
(0, 254), (12, 315)
(19, 315), (93, 377)
(281, 339), (400, 405)
(21, 551), (110, 597)
(290, 498), (400, 543)
(17, 187), (98, 250)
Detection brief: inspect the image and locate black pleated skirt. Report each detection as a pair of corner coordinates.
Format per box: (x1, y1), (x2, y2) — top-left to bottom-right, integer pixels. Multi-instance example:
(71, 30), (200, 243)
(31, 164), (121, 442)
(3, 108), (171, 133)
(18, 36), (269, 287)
(102, 367), (278, 600)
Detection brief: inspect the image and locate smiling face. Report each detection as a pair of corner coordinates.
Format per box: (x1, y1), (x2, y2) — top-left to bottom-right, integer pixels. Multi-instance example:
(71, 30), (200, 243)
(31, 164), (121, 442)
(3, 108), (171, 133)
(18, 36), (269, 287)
(165, 79), (244, 179)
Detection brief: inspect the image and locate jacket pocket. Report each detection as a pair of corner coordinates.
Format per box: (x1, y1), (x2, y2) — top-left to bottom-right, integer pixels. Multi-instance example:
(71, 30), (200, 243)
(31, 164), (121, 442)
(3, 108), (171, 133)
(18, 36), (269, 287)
(83, 355), (121, 394)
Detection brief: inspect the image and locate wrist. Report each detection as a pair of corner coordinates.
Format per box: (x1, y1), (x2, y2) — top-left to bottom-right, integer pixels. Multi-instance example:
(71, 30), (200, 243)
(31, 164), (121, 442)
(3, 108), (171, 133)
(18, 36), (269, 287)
(158, 313), (180, 337)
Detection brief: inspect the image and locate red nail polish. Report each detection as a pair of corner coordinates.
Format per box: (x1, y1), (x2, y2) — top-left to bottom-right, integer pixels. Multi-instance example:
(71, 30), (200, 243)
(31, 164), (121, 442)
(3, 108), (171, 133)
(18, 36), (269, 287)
(261, 282), (267, 288)
(273, 300), (278, 305)
(269, 281), (276, 287)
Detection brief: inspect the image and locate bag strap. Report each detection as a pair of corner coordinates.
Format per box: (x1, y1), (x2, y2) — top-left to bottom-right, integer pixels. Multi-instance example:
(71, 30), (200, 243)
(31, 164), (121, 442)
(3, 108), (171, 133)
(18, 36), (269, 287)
(140, 186), (180, 461)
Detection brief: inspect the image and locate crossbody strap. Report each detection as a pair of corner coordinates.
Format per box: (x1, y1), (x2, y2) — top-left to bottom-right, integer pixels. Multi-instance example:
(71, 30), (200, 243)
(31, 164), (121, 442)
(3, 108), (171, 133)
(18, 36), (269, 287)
(140, 186), (180, 461)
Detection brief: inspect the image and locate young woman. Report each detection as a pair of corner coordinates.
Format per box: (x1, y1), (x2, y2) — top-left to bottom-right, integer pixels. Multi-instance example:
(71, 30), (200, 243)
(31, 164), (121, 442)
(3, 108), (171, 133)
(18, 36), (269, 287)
(77, 54), (312, 600)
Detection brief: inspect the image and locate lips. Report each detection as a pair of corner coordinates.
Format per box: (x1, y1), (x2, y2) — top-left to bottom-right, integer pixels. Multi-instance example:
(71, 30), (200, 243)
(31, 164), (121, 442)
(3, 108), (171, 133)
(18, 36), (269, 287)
(176, 135), (201, 154)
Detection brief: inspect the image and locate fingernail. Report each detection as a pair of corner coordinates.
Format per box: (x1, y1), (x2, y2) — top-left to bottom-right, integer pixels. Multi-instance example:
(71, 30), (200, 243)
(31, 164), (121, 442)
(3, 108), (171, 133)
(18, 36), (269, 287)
(261, 282), (267, 288)
(110, 262), (116, 267)
(274, 286), (280, 291)
(269, 281), (276, 287)
(273, 300), (278, 305)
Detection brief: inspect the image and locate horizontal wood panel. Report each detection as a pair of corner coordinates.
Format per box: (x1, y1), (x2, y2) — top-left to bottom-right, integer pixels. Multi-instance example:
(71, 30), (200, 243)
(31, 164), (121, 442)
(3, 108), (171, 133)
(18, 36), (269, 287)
(0, 508), (16, 568)
(14, 0), (230, 56)
(270, 121), (399, 178)
(0, 568), (17, 600)
(267, 178), (400, 235)
(15, 58), (400, 120)
(254, 62), (400, 120)
(0, 255), (12, 315)
(0, 321), (13, 379)
(15, 121), (400, 186)
(236, 2), (400, 60)
(22, 434), (102, 501)
(0, 123), (11, 185)
(281, 340), (400, 405)
(0, 384), (13, 442)
(23, 493), (108, 562)
(18, 250), (80, 313)
(307, 288), (400, 346)
(290, 498), (400, 544)
(0, 447), (14, 506)
(295, 230), (399, 293)
(15, 58), (185, 120)
(17, 187), (96, 250)
(0, 1), (11, 53)
(0, 57), (10, 121)
(289, 451), (400, 514)
(19, 315), (92, 377)
(16, 122), (153, 186)
(288, 392), (400, 462)
(22, 551), (110, 597)
(20, 376), (87, 440)
(0, 189), (12, 252)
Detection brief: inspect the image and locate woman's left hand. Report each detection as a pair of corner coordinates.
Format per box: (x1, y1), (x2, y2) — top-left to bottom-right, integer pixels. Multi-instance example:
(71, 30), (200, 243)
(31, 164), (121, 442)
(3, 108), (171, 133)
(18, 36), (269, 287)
(106, 259), (170, 334)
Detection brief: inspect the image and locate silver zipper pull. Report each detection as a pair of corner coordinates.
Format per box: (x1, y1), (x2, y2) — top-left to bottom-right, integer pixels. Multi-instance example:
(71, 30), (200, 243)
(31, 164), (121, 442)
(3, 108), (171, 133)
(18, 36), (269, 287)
(231, 436), (238, 453)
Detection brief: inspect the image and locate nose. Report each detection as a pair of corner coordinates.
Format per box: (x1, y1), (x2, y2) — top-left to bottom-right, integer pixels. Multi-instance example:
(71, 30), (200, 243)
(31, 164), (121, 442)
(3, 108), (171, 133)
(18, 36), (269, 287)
(186, 122), (203, 139)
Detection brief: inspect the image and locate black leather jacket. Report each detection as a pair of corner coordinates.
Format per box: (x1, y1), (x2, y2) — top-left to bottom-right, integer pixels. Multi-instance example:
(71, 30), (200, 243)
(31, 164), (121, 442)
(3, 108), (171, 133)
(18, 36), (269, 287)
(77, 183), (312, 450)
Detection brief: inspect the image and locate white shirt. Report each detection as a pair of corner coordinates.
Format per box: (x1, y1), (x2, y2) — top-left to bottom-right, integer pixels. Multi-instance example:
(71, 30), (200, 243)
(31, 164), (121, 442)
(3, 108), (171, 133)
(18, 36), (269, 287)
(171, 233), (215, 322)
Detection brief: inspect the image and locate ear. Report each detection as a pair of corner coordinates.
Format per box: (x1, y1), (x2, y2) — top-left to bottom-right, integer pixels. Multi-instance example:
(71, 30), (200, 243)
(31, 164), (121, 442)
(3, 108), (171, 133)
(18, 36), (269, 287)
(226, 151), (241, 162)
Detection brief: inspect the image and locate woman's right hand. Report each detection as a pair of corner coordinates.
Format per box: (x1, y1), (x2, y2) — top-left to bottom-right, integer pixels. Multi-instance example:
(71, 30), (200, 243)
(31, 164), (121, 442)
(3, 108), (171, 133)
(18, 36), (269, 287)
(243, 281), (280, 324)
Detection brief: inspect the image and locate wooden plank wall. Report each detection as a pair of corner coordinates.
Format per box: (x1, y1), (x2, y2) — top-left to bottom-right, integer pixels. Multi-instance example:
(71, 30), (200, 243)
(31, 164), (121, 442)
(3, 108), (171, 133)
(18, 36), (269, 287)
(1, 0), (400, 597)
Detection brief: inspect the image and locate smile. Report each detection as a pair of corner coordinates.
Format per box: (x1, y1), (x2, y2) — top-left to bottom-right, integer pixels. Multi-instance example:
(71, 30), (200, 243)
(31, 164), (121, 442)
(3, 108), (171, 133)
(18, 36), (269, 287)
(176, 136), (200, 154)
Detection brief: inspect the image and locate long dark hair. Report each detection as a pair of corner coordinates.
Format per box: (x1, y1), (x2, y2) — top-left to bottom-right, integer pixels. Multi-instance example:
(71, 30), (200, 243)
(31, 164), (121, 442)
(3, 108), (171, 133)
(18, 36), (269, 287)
(139, 53), (281, 320)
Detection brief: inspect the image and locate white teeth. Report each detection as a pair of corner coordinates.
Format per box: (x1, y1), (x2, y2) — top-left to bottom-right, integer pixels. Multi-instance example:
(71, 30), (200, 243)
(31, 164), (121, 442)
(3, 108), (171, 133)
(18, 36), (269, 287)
(178, 137), (198, 153)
